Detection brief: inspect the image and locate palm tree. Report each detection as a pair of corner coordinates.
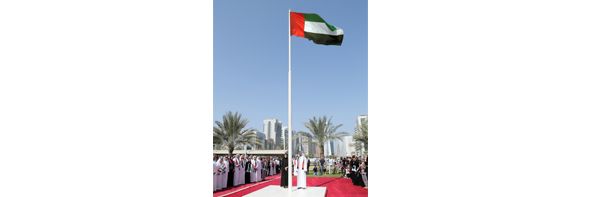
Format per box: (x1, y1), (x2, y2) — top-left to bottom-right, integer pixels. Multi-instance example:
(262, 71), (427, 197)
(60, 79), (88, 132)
(303, 116), (346, 158)
(213, 111), (260, 156)
(353, 118), (368, 152)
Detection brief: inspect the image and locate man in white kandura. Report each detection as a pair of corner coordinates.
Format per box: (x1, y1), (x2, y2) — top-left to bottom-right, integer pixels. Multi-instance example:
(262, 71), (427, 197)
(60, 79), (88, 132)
(239, 155), (245, 185)
(215, 156), (224, 191)
(250, 156), (257, 182)
(222, 157), (229, 189)
(297, 152), (308, 189)
(255, 157), (262, 181)
(233, 155), (240, 186)
(213, 156), (218, 191)
(270, 157), (275, 175)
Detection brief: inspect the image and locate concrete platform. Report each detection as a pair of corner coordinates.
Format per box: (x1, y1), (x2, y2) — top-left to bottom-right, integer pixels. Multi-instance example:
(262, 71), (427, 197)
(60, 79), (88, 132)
(244, 185), (326, 197)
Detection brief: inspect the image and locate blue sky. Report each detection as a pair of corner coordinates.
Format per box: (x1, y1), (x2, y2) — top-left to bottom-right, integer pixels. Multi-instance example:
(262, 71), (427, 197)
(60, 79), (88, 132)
(214, 0), (367, 134)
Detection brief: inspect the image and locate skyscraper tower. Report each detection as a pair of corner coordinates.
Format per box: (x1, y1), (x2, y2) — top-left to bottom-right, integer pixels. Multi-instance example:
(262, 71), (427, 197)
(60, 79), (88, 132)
(263, 118), (282, 149)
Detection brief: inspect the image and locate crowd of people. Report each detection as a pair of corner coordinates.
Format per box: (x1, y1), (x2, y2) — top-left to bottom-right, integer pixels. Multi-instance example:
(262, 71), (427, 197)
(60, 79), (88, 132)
(307, 156), (343, 176)
(295, 155), (368, 188)
(339, 155), (368, 188)
(213, 154), (281, 191)
(213, 153), (368, 192)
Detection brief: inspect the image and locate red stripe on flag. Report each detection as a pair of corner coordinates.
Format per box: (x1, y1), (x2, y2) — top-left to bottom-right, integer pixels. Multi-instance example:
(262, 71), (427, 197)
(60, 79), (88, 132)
(290, 12), (305, 37)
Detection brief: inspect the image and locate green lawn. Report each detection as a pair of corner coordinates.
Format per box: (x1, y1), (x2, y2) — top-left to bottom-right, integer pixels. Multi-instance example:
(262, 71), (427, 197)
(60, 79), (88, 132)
(307, 172), (344, 177)
(303, 163), (345, 177)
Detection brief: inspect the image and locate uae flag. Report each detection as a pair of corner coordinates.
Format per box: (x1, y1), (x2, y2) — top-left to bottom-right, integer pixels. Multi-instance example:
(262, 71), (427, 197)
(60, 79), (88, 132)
(291, 12), (344, 46)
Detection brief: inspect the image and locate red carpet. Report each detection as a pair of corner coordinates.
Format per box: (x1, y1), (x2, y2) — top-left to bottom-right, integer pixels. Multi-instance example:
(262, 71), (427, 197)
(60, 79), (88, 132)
(214, 175), (367, 197)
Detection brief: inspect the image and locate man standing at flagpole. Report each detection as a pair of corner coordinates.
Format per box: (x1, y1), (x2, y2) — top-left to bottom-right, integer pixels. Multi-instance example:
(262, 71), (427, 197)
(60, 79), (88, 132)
(297, 151), (308, 189)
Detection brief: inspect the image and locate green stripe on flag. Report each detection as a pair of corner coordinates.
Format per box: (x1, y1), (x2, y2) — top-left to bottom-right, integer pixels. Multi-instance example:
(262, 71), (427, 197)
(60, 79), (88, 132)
(303, 13), (326, 23)
(304, 13), (337, 31)
(324, 23), (337, 31)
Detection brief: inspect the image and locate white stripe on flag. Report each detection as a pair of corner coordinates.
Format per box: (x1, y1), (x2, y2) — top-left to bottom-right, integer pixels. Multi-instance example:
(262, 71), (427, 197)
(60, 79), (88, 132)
(304, 21), (344, 36)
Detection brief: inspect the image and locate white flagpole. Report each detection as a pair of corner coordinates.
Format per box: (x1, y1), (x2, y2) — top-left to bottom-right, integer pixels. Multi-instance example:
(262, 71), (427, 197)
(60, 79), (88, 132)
(287, 9), (293, 195)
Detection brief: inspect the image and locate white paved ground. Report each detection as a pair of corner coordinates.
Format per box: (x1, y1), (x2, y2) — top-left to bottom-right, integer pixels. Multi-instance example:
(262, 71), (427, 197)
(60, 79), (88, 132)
(244, 185), (326, 197)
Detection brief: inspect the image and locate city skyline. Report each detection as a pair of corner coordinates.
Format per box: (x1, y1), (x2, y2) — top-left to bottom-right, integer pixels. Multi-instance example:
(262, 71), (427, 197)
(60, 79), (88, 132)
(216, 113), (366, 157)
(249, 114), (368, 135)
(239, 115), (366, 157)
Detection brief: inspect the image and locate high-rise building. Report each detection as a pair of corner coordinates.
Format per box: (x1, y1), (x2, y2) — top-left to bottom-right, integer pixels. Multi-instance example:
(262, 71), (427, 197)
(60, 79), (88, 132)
(255, 131), (266, 150)
(293, 132), (315, 157)
(275, 123), (283, 148)
(356, 115), (367, 155)
(333, 139), (344, 156)
(357, 115), (368, 127)
(324, 139), (339, 157)
(263, 119), (282, 149)
(324, 140), (332, 156)
(324, 139), (347, 157)
(263, 119), (277, 143)
(281, 126), (288, 149)
(291, 130), (303, 155)
(341, 135), (355, 156)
